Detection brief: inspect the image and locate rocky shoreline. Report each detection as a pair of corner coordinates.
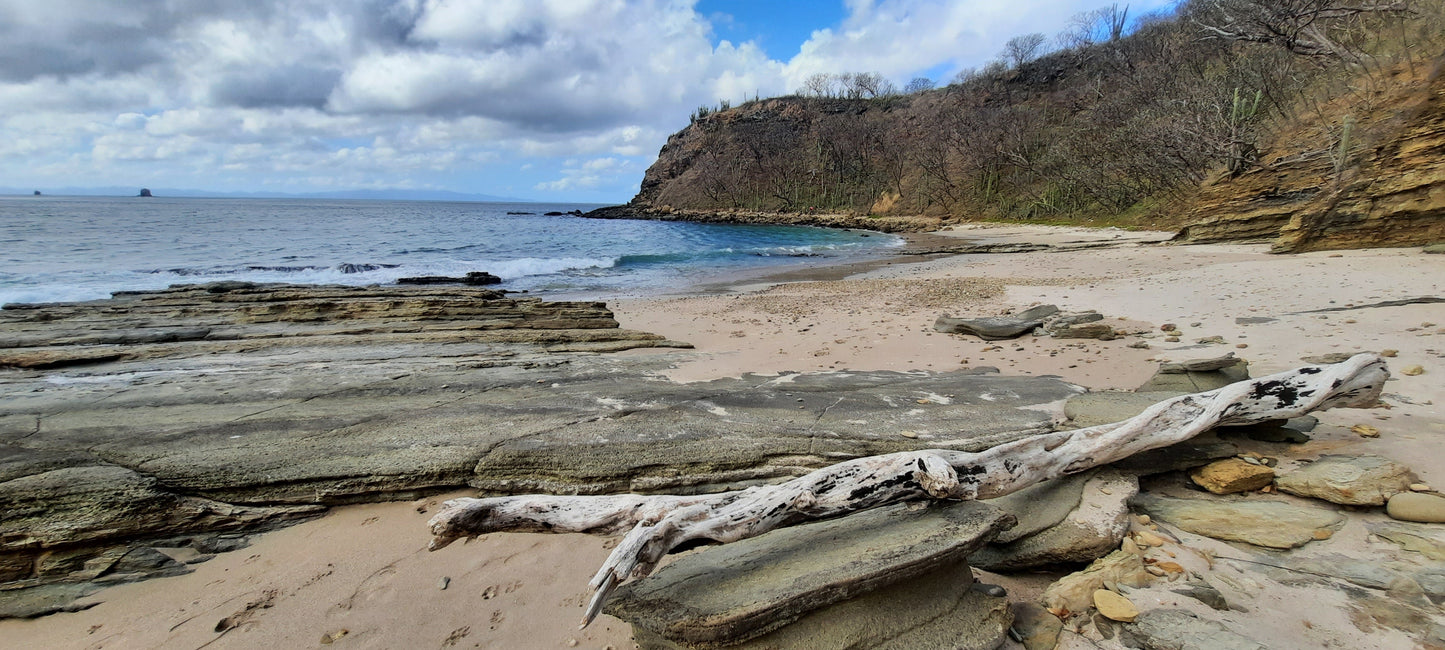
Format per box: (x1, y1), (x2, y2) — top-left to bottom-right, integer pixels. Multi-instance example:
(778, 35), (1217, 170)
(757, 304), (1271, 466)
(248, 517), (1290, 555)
(3, 236), (1443, 650)
(581, 203), (946, 233)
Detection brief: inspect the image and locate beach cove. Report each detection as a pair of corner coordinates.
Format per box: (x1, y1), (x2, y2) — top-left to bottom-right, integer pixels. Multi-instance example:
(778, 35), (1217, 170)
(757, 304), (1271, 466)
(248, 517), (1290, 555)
(2, 223), (1444, 649)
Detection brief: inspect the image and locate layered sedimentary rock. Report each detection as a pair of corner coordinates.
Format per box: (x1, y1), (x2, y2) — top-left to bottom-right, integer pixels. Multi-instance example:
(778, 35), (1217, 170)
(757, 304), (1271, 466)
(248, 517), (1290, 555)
(1, 286), (1083, 603)
(1176, 67), (1445, 252)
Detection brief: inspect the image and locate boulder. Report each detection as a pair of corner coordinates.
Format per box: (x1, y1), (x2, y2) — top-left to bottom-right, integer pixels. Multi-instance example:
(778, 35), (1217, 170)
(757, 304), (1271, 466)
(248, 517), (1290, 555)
(1120, 609), (1267, 650)
(1189, 458), (1274, 494)
(1093, 589), (1139, 622)
(934, 304), (1060, 340)
(1370, 521), (1445, 560)
(1010, 602), (1063, 650)
(1132, 493), (1343, 549)
(1137, 354), (1249, 392)
(1386, 492), (1445, 523)
(1042, 549), (1152, 614)
(1275, 455), (1417, 506)
(1425, 243), (1445, 254)
(604, 500), (1014, 648)
(973, 471), (1137, 570)
(1050, 322), (1116, 340)
(1063, 392), (1186, 428)
(396, 271), (502, 285)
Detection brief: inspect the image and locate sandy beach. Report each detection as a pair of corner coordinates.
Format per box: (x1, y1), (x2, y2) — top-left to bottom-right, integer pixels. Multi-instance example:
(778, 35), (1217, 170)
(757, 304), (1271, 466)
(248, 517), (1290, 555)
(5, 224), (1443, 649)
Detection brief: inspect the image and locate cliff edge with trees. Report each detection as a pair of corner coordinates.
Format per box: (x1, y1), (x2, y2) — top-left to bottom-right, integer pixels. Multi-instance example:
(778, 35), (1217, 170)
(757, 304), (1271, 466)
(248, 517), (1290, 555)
(593, 0), (1445, 252)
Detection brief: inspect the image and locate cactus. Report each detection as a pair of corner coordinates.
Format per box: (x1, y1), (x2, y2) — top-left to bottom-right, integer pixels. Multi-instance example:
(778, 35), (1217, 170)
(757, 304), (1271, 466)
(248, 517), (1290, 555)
(1334, 115), (1355, 175)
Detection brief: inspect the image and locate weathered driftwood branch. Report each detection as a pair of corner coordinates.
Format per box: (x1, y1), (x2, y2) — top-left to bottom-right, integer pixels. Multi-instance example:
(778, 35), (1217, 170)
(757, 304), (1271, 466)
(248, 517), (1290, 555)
(428, 354), (1388, 627)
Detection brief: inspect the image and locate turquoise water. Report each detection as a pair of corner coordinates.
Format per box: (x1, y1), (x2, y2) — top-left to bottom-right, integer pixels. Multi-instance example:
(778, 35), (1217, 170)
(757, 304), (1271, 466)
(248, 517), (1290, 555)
(0, 196), (901, 304)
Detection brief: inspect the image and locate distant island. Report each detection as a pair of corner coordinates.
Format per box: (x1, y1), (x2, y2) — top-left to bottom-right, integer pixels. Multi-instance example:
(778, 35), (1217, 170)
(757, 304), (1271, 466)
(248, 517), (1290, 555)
(138, 188), (153, 197)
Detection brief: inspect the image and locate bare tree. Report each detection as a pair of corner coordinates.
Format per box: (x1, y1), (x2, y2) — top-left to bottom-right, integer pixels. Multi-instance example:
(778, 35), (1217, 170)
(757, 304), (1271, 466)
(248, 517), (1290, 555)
(1002, 33), (1048, 67)
(799, 72), (835, 97)
(905, 77), (936, 93)
(1189, 0), (1412, 60)
(1061, 3), (1132, 47)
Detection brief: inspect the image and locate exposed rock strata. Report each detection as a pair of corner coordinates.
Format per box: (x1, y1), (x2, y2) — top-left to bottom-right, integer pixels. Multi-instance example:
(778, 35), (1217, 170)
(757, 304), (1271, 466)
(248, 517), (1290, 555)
(1176, 66), (1445, 252)
(1, 285), (1084, 610)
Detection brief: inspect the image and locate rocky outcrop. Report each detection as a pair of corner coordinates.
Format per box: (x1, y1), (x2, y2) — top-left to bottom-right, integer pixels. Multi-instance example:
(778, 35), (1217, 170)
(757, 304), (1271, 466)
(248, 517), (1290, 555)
(604, 500), (1014, 649)
(2, 285), (1083, 608)
(0, 282), (672, 369)
(582, 204), (942, 234)
(1176, 65), (1445, 252)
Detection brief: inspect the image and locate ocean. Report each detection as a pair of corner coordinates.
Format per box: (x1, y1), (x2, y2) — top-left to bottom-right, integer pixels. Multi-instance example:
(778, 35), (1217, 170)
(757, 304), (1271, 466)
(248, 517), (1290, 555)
(0, 196), (903, 305)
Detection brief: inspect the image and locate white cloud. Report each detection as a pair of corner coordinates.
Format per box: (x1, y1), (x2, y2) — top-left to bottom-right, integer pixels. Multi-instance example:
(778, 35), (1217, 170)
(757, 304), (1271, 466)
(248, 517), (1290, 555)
(0, 0), (1164, 199)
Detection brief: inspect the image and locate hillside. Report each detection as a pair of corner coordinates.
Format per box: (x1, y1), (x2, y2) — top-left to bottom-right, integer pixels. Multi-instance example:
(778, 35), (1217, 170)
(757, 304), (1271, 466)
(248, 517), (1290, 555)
(596, 0), (1445, 251)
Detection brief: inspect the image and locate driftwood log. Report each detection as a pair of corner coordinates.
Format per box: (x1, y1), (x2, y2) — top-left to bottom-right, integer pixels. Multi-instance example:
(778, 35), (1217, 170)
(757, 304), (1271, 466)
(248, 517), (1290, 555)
(428, 354), (1388, 627)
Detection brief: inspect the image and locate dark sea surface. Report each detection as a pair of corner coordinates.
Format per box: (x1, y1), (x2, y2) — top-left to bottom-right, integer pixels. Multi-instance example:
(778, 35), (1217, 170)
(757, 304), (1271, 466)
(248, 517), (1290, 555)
(0, 196), (902, 305)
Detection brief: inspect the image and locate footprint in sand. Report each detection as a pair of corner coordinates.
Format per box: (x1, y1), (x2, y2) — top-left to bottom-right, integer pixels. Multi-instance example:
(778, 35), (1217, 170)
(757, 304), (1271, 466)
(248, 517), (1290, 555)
(339, 562), (398, 610)
(442, 626), (470, 647)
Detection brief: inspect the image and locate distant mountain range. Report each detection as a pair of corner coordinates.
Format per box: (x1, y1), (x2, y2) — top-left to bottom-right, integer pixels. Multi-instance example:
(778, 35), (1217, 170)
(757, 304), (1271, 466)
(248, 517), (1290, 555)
(3, 187), (532, 203)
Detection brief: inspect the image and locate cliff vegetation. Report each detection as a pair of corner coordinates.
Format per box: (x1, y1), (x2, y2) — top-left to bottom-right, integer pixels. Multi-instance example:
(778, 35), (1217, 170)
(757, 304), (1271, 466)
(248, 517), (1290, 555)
(614, 0), (1445, 250)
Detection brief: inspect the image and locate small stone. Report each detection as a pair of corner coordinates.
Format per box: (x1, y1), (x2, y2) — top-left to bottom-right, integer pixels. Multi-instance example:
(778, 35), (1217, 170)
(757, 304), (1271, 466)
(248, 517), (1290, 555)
(1135, 530), (1166, 547)
(567, 640), (579, 648)
(1128, 341), (1150, 349)
(1401, 365), (1425, 376)
(1351, 424), (1380, 437)
(1195, 336), (1226, 344)
(1154, 561), (1185, 574)
(899, 430), (918, 439)
(1135, 514), (1151, 525)
(1146, 565), (1167, 576)
(1387, 492), (1445, 523)
(1093, 589), (1138, 622)
(1121, 538), (1141, 555)
(1190, 322), (1202, 328)
(320, 629), (349, 644)
(1165, 336), (1180, 343)
(1235, 343), (1248, 349)
(438, 576), (450, 590)
(1311, 529), (1333, 540)
(1009, 602), (1063, 650)
(1381, 349), (1398, 357)
(1160, 323), (1177, 332)
(1190, 458), (1275, 494)
(1411, 483), (1431, 492)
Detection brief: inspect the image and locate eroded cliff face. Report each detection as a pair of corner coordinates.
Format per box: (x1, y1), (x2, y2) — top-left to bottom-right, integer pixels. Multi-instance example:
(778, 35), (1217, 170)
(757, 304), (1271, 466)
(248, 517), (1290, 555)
(1176, 64), (1445, 252)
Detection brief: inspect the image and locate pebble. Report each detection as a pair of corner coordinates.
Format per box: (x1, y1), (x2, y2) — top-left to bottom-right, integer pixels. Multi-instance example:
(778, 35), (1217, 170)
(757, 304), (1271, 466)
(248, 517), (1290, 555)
(1351, 424), (1381, 437)
(1381, 349), (1399, 357)
(1135, 514), (1151, 525)
(1165, 336), (1180, 343)
(1387, 492), (1445, 523)
(438, 576), (450, 590)
(899, 430), (918, 438)
(1401, 365), (1425, 376)
(1160, 323), (1177, 332)
(1411, 483), (1431, 492)
(1092, 589), (1139, 622)
(1235, 343), (1248, 349)
(1135, 530), (1166, 547)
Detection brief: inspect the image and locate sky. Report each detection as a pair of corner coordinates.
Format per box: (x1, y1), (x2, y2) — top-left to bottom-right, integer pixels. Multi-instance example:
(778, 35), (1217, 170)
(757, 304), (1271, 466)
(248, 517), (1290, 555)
(0, 0), (1175, 203)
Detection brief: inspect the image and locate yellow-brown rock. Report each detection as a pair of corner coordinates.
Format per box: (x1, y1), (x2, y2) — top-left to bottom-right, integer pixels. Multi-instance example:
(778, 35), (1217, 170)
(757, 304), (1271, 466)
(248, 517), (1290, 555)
(1189, 458), (1275, 494)
(1177, 65), (1445, 252)
(1092, 589), (1139, 622)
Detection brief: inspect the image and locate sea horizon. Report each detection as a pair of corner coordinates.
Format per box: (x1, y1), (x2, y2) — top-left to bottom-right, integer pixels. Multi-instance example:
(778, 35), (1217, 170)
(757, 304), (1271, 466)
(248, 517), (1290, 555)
(0, 195), (903, 306)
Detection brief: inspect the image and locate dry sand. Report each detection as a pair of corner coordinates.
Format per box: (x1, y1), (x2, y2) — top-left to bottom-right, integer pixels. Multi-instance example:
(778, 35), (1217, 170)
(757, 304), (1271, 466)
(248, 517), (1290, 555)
(5, 224), (1442, 649)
